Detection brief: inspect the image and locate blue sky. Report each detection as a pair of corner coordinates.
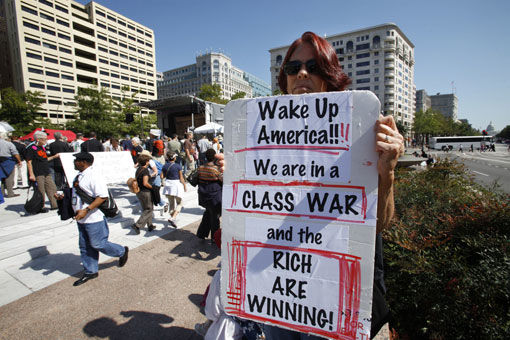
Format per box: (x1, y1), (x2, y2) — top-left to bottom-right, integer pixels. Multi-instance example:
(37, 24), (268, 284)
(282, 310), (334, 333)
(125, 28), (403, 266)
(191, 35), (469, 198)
(81, 0), (509, 131)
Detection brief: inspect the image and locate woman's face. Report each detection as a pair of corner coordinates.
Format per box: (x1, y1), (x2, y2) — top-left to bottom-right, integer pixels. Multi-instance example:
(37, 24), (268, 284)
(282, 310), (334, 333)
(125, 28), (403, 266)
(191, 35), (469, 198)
(286, 42), (326, 94)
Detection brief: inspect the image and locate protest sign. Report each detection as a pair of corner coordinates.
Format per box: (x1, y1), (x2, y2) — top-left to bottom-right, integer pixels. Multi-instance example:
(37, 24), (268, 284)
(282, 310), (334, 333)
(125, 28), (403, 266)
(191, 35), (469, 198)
(60, 151), (135, 185)
(221, 91), (380, 339)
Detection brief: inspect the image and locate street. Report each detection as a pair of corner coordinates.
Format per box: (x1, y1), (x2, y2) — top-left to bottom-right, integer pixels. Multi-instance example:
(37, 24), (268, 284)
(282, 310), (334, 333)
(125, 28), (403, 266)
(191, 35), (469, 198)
(429, 144), (510, 193)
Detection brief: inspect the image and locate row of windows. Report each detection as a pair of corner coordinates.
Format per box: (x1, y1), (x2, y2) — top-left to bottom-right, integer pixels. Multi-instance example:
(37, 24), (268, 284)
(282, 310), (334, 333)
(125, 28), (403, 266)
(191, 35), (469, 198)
(99, 70), (152, 86)
(96, 20), (153, 48)
(97, 58), (154, 79)
(97, 46), (153, 67)
(29, 81), (75, 93)
(96, 33), (153, 59)
(28, 66), (74, 80)
(26, 51), (73, 68)
(95, 9), (152, 38)
(99, 81), (154, 96)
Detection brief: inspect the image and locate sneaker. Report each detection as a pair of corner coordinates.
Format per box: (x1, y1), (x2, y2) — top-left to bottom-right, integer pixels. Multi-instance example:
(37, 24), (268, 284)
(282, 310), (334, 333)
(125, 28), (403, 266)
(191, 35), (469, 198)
(148, 225), (156, 232)
(168, 218), (177, 228)
(194, 320), (212, 337)
(163, 204), (169, 213)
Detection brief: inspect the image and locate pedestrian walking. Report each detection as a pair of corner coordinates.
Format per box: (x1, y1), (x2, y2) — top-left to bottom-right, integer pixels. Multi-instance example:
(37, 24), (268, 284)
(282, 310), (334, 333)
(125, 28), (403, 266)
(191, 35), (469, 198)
(132, 154), (155, 234)
(161, 152), (186, 227)
(81, 132), (104, 152)
(196, 149), (222, 240)
(11, 135), (29, 189)
(0, 132), (22, 200)
(56, 152), (128, 286)
(183, 132), (196, 176)
(48, 132), (72, 190)
(25, 131), (60, 211)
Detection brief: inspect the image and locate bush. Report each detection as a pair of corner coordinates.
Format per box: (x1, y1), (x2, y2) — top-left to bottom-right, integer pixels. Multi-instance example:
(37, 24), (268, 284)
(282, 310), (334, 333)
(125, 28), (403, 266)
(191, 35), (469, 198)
(383, 159), (510, 339)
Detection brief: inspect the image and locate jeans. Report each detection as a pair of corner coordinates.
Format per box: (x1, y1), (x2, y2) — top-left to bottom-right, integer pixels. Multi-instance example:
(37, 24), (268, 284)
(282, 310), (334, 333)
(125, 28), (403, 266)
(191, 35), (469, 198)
(77, 218), (125, 274)
(196, 201), (221, 239)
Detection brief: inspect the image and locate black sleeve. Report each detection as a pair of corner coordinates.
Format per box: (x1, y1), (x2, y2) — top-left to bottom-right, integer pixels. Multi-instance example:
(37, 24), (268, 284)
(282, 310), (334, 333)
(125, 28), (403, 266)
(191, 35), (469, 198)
(24, 146), (34, 161)
(81, 141), (88, 152)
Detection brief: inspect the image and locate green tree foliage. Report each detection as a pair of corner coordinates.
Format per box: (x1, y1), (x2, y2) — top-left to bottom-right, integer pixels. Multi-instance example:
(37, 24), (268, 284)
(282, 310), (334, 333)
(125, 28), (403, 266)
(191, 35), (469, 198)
(385, 160), (510, 338)
(66, 86), (122, 139)
(0, 87), (46, 134)
(496, 125), (510, 139)
(413, 109), (480, 145)
(395, 120), (408, 136)
(197, 84), (228, 104)
(230, 91), (246, 100)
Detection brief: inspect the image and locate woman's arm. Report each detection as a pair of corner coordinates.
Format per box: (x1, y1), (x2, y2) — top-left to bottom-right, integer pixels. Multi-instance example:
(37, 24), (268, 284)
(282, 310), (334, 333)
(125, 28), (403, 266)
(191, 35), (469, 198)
(375, 115), (404, 233)
(142, 174), (152, 189)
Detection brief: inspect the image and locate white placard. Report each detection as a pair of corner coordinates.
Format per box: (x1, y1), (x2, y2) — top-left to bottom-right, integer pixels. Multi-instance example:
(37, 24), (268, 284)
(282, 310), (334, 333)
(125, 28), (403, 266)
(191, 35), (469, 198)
(60, 151), (135, 185)
(221, 91), (380, 340)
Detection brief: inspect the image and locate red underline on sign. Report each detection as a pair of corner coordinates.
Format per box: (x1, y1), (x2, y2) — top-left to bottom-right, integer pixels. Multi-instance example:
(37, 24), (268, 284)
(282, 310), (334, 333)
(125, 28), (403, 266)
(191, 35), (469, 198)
(225, 209), (366, 224)
(234, 145), (349, 155)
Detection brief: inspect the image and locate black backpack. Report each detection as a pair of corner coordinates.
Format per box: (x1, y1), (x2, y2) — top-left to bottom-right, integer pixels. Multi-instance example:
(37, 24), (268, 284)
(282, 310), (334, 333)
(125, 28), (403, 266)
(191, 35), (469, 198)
(24, 182), (44, 214)
(73, 176), (119, 218)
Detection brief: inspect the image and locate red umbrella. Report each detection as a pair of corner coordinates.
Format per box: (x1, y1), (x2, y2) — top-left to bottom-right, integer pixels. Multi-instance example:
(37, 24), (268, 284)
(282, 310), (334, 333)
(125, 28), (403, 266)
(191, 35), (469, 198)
(20, 128), (77, 142)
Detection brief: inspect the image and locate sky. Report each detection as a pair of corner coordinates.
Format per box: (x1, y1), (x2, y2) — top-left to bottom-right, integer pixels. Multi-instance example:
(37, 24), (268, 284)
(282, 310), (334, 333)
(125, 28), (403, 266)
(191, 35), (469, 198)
(78, 0), (510, 131)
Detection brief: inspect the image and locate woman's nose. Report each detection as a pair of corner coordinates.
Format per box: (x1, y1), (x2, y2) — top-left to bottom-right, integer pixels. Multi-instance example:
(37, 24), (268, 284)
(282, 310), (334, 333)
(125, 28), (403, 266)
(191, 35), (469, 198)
(297, 65), (309, 79)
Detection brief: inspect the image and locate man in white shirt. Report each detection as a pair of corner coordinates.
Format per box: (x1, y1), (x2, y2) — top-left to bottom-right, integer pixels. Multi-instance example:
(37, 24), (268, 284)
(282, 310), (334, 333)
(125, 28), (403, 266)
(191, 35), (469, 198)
(68, 152), (129, 286)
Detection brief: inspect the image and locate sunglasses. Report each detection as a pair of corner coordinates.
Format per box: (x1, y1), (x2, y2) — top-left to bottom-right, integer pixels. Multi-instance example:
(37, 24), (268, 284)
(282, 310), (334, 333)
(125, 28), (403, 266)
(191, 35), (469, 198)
(283, 59), (319, 75)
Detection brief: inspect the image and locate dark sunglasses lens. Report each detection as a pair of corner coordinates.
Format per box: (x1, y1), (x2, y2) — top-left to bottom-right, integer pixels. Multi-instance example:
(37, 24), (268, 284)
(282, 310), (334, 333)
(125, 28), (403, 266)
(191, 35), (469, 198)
(284, 61), (301, 75)
(306, 59), (319, 74)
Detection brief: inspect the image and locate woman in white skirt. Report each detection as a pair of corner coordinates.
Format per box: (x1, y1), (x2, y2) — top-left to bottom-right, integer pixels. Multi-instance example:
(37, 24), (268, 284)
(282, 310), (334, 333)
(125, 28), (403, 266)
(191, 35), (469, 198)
(161, 152), (187, 227)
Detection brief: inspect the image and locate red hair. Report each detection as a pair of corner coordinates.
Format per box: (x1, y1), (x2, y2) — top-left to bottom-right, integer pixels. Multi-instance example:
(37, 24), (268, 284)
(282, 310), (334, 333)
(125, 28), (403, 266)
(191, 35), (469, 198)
(278, 31), (351, 94)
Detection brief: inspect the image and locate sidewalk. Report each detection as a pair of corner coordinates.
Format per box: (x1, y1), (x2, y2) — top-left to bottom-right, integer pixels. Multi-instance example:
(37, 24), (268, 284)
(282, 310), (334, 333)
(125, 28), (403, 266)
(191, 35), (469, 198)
(0, 184), (206, 307)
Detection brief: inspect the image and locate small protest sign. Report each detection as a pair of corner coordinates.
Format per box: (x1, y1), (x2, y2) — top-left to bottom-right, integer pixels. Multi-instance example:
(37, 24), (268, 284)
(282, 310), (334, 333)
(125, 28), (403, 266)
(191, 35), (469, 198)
(221, 91), (380, 339)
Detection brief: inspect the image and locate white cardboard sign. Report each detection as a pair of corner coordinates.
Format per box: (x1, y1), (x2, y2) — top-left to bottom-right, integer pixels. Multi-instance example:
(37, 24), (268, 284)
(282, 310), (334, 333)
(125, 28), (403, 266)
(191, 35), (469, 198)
(60, 151), (135, 185)
(221, 91), (380, 339)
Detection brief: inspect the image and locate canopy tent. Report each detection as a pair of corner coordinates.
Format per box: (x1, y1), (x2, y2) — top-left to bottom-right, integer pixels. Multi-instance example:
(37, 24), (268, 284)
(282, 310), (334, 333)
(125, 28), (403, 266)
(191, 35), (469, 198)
(20, 128), (77, 142)
(0, 121), (15, 133)
(193, 122), (224, 134)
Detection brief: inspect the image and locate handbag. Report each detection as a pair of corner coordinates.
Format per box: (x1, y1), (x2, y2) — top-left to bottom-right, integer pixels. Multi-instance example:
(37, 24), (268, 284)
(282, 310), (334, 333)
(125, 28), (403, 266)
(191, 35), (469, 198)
(186, 168), (199, 187)
(24, 182), (44, 214)
(57, 187), (75, 220)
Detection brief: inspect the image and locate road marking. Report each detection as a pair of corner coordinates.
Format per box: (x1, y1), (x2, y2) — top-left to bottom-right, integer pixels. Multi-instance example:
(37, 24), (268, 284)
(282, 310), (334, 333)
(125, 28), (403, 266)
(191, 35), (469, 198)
(472, 171), (489, 177)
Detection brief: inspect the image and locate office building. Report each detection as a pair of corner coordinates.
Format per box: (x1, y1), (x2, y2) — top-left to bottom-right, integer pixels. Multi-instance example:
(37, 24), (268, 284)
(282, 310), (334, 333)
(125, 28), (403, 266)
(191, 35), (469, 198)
(269, 23), (416, 128)
(415, 89), (431, 113)
(158, 52), (270, 100)
(1, 0), (156, 122)
(430, 93), (458, 121)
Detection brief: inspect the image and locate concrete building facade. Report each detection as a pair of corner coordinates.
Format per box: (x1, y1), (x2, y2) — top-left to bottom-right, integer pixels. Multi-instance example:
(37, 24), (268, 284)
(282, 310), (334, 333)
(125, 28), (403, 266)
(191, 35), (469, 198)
(415, 89), (431, 113)
(269, 23), (416, 128)
(430, 93), (458, 121)
(1, 0), (156, 122)
(158, 52), (270, 100)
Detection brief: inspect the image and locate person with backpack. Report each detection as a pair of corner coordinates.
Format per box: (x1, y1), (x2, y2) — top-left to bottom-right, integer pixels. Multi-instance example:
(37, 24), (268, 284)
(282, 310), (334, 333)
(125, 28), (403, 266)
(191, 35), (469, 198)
(161, 152), (186, 227)
(132, 154), (156, 234)
(56, 152), (128, 286)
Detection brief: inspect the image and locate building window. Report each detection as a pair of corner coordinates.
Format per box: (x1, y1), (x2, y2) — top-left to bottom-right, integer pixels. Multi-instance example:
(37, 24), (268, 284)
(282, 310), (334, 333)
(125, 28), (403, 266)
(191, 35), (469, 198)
(23, 21), (39, 31)
(39, 12), (54, 21)
(374, 77), (379, 81)
(28, 67), (43, 74)
(46, 71), (59, 78)
(44, 56), (58, 64)
(24, 37), (40, 45)
(58, 33), (70, 40)
(39, 0), (53, 7)
(61, 74), (73, 80)
(60, 60), (72, 67)
(42, 42), (57, 50)
(21, 5), (38, 15)
(41, 27), (55, 36)
(59, 47), (71, 54)
(30, 82), (45, 89)
(356, 52), (370, 59)
(374, 68), (379, 73)
(356, 43), (369, 51)
(356, 61), (370, 67)
(356, 70), (370, 76)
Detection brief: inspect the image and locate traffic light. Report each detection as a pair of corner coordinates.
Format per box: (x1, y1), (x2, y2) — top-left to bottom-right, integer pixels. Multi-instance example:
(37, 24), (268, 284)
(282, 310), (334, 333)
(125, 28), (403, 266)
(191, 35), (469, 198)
(125, 113), (134, 123)
(482, 130), (487, 136)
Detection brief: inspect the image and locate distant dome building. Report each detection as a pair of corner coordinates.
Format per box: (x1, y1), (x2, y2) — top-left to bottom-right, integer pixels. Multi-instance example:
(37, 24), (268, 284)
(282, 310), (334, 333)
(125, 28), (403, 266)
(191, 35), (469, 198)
(486, 122), (497, 136)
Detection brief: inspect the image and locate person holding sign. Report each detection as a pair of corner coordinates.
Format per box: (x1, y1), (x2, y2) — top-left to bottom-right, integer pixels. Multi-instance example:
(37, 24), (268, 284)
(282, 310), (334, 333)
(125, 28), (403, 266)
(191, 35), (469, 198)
(245, 32), (403, 340)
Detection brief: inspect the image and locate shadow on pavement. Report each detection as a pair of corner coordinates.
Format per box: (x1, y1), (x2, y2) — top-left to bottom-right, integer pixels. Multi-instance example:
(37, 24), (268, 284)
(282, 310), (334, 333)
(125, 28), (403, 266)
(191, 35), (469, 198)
(162, 228), (220, 261)
(19, 246), (118, 277)
(83, 311), (201, 340)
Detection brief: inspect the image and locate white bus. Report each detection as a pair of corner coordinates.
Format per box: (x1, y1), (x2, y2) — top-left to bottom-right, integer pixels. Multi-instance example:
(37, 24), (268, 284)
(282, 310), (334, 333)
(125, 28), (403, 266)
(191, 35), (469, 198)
(429, 136), (493, 150)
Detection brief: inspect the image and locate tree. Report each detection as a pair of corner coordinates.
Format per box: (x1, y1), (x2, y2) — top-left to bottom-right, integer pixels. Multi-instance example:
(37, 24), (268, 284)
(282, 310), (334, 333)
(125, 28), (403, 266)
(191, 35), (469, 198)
(231, 91), (246, 100)
(197, 84), (228, 104)
(413, 109), (446, 144)
(395, 120), (408, 136)
(497, 125), (510, 139)
(66, 86), (122, 139)
(0, 87), (46, 134)
(273, 89), (283, 95)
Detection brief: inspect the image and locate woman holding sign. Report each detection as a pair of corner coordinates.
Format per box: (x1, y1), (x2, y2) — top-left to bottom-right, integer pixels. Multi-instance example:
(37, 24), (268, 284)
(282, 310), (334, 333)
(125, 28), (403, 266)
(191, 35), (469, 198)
(235, 32), (403, 340)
